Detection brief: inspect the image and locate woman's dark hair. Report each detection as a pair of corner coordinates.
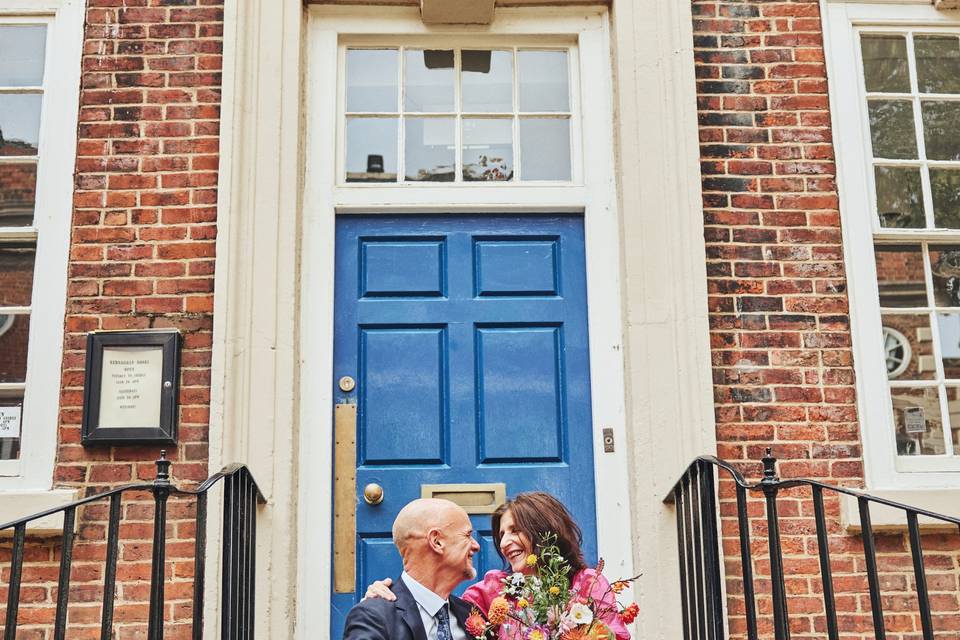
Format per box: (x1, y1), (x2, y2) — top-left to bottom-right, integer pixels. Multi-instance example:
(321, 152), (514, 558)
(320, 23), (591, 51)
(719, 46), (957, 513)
(491, 491), (586, 578)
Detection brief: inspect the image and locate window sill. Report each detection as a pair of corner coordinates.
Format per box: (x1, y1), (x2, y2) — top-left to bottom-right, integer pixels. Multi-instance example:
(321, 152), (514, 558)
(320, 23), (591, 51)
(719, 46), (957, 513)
(840, 489), (960, 533)
(0, 489), (81, 535)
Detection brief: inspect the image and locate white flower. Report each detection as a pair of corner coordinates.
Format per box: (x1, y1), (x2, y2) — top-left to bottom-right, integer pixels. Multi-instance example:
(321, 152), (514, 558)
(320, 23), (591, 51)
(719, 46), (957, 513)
(501, 571), (527, 597)
(564, 603), (594, 627)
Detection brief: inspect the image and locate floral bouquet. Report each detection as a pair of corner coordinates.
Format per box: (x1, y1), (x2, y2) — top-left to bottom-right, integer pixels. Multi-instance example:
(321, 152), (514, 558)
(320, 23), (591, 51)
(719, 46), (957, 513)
(464, 534), (640, 640)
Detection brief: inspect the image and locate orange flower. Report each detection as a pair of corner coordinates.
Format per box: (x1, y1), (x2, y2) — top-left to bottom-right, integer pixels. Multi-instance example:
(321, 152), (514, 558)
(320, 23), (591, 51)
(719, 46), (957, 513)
(487, 596), (510, 625)
(561, 630), (590, 640)
(611, 581), (628, 594)
(620, 602), (640, 624)
(465, 609), (487, 637)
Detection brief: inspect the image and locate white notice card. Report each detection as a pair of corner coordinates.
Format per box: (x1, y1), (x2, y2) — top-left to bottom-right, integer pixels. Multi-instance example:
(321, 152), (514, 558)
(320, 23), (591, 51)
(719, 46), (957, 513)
(0, 406), (21, 438)
(98, 346), (164, 429)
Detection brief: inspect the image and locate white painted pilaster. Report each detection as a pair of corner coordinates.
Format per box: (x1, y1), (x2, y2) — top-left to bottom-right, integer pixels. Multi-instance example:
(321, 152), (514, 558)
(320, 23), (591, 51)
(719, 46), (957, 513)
(610, 0), (717, 635)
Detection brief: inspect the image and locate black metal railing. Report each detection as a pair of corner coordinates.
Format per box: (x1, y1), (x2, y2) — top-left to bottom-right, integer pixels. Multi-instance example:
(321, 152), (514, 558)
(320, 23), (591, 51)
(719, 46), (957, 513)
(667, 449), (960, 640)
(0, 452), (264, 640)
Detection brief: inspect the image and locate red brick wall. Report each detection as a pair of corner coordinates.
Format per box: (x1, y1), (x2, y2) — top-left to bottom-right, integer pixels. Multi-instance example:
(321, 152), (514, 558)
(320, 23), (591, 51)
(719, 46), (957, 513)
(1, 1), (223, 637)
(692, 0), (960, 638)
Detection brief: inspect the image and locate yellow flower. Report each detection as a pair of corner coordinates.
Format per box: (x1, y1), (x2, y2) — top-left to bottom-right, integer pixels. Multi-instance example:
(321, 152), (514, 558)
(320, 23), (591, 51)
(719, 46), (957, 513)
(549, 586), (561, 596)
(526, 554), (538, 567)
(517, 598), (529, 609)
(488, 596), (510, 625)
(529, 631), (546, 640)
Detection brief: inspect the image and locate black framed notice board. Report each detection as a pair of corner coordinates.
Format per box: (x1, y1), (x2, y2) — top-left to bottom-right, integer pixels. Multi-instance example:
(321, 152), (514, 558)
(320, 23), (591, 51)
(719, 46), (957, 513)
(81, 330), (181, 446)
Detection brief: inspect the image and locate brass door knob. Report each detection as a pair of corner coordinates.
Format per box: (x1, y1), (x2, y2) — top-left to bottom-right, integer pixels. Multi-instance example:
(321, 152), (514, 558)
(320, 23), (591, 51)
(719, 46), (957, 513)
(363, 483), (384, 505)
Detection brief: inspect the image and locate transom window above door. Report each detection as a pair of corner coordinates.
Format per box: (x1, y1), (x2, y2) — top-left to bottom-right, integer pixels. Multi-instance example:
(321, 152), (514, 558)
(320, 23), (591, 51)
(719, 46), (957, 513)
(342, 47), (574, 184)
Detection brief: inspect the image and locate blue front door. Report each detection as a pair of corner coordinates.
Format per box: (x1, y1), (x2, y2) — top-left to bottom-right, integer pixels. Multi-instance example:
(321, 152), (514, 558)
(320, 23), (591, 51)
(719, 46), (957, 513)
(330, 214), (597, 636)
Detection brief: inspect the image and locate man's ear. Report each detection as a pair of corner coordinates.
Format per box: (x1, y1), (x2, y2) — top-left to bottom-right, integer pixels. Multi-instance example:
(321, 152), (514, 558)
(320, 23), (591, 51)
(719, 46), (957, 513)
(426, 528), (444, 554)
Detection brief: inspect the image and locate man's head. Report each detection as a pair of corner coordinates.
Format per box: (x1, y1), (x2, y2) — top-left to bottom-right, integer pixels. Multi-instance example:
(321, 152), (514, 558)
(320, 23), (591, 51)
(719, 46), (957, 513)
(392, 498), (480, 596)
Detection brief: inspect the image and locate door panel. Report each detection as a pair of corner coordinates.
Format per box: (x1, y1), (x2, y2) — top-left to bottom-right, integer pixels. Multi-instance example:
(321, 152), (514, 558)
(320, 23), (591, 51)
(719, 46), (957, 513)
(330, 215), (597, 637)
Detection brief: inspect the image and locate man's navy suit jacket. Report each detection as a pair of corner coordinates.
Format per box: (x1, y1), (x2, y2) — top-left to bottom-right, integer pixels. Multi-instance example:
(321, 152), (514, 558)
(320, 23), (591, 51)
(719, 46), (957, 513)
(342, 576), (474, 640)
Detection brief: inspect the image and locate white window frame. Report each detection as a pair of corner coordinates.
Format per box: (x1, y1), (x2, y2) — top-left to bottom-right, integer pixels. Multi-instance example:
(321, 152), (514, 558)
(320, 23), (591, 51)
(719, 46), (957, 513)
(824, 0), (960, 490)
(300, 5), (634, 634)
(0, 0), (83, 499)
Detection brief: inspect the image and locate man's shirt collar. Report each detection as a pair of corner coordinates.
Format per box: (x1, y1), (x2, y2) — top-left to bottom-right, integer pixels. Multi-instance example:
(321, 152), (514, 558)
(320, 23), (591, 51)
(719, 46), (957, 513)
(400, 571), (447, 617)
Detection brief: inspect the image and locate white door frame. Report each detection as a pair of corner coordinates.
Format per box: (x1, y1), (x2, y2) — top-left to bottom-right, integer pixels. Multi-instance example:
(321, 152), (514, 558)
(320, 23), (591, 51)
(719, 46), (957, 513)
(298, 5), (635, 634)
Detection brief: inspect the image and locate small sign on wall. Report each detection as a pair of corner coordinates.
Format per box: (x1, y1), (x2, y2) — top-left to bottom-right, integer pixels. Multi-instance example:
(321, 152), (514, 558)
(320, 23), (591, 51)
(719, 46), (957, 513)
(904, 406), (927, 434)
(0, 406), (21, 438)
(82, 330), (181, 446)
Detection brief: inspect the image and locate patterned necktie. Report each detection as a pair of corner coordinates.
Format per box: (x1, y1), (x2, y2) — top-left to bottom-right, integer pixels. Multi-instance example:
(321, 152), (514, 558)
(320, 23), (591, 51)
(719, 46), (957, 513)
(435, 604), (453, 640)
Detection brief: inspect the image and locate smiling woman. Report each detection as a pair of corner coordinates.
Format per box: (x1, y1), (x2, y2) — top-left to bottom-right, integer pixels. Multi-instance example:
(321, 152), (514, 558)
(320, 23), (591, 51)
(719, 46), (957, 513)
(462, 492), (630, 640)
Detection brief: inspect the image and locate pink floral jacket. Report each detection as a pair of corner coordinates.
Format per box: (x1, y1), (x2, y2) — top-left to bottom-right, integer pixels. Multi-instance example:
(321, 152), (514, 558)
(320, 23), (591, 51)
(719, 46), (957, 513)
(461, 568), (631, 640)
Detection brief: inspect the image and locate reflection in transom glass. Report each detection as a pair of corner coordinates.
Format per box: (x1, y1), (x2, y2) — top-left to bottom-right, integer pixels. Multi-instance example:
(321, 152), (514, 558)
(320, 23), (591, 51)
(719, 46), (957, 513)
(462, 118), (513, 182)
(345, 117), (398, 183)
(859, 31), (960, 231)
(343, 46), (572, 183)
(404, 50), (454, 113)
(346, 49), (398, 113)
(462, 50), (512, 113)
(405, 117), (454, 182)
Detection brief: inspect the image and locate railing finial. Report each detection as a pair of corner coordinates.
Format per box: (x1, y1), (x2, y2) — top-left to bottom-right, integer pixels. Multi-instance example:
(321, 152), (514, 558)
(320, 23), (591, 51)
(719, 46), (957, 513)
(761, 447), (779, 483)
(154, 450), (171, 486)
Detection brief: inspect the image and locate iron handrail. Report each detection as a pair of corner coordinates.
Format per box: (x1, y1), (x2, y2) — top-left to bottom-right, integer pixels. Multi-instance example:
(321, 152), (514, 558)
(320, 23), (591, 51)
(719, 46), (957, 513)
(666, 449), (960, 640)
(0, 452), (264, 640)
(667, 453), (960, 527)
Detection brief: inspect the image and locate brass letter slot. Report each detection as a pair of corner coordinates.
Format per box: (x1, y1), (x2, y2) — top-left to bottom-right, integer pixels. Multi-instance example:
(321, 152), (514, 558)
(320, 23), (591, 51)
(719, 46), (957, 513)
(333, 403), (357, 593)
(421, 483), (506, 514)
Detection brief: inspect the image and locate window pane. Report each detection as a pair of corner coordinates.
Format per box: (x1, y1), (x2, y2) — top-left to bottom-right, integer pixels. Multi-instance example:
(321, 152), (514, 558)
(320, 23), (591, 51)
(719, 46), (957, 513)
(0, 25), (46, 87)
(875, 244), (926, 308)
(868, 100), (917, 159)
(0, 162), (37, 226)
(0, 94), (42, 156)
(345, 117), (398, 183)
(0, 392), (22, 461)
(462, 50), (512, 113)
(404, 50), (454, 112)
(404, 117), (454, 182)
(931, 169), (960, 229)
(921, 101), (960, 161)
(938, 313), (960, 377)
(346, 49), (398, 113)
(462, 118), (513, 182)
(518, 51), (569, 112)
(929, 245), (960, 307)
(0, 245), (35, 306)
(882, 314), (934, 380)
(861, 34), (910, 93)
(875, 166), (925, 228)
(519, 118), (571, 181)
(0, 313), (29, 383)
(890, 386), (946, 456)
(915, 35), (960, 95)
(949, 387), (960, 451)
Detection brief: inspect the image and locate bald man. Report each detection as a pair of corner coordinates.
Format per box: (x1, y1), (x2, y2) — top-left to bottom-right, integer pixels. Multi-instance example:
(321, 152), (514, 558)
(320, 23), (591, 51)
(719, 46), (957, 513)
(342, 498), (481, 640)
